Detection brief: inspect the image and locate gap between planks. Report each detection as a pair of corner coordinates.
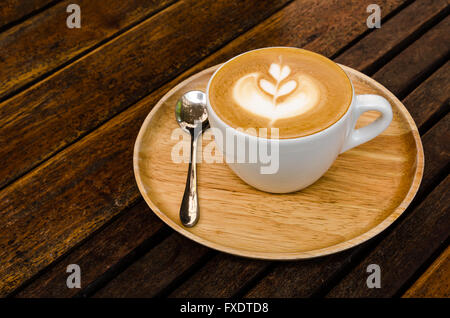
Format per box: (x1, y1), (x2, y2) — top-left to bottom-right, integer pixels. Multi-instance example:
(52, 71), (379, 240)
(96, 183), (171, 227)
(0, 0), (62, 33)
(397, 235), (450, 297)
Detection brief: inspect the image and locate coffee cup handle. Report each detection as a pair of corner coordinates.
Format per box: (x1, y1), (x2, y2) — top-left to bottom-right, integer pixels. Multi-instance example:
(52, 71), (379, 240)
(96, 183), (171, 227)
(340, 94), (393, 153)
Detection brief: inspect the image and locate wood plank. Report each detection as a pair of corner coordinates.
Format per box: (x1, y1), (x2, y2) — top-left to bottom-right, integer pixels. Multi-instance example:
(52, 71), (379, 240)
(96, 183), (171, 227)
(335, 0), (449, 73)
(195, 0), (408, 73)
(5, 92), (169, 297)
(0, 0), (55, 30)
(0, 0), (290, 189)
(0, 0), (292, 296)
(167, 12), (450, 298)
(93, 233), (210, 298)
(402, 61), (449, 129)
(403, 246), (450, 298)
(326, 174), (450, 297)
(171, 250), (355, 298)
(168, 254), (271, 298)
(371, 15), (449, 98)
(0, 0), (178, 99)
(14, 201), (165, 298)
(417, 111), (450, 196)
(1, 89), (180, 297)
(10, 0), (407, 298)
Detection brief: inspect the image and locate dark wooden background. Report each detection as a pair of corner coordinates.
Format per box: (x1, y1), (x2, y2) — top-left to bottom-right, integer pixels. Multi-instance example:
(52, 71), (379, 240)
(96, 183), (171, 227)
(0, 0), (448, 298)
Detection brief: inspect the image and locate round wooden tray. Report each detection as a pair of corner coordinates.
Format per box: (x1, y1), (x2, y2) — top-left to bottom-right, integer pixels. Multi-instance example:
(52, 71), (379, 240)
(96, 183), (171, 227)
(133, 64), (424, 260)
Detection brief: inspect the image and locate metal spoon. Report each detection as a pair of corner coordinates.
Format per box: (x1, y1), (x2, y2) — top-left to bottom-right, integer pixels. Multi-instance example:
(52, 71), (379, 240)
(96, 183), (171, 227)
(175, 91), (209, 227)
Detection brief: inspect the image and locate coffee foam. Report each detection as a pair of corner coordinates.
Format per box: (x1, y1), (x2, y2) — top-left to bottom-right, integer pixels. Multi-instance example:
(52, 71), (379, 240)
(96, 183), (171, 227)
(209, 48), (353, 139)
(232, 58), (321, 124)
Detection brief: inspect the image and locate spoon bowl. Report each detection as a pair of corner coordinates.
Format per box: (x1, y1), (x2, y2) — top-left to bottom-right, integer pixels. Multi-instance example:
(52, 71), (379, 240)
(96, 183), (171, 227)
(175, 90), (209, 133)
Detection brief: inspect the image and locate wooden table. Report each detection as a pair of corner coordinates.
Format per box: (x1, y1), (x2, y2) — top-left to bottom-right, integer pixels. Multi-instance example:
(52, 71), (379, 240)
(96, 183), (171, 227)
(0, 0), (448, 298)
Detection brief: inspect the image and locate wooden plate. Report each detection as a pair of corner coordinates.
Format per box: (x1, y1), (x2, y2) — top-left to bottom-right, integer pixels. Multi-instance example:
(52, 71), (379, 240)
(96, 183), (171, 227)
(133, 64), (424, 260)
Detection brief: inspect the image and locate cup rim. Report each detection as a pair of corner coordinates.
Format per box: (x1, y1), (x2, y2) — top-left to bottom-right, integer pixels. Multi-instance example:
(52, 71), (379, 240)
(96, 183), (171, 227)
(205, 46), (355, 142)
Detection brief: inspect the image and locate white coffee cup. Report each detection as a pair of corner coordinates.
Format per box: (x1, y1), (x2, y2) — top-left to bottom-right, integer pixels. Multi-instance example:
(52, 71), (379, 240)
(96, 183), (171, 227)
(205, 48), (393, 193)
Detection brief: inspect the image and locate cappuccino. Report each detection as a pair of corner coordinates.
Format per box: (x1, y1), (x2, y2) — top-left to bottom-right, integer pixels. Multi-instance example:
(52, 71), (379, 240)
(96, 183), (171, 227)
(208, 47), (352, 139)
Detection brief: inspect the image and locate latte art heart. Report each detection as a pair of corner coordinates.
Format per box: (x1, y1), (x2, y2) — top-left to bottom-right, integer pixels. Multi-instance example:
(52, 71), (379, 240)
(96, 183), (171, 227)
(232, 62), (320, 124)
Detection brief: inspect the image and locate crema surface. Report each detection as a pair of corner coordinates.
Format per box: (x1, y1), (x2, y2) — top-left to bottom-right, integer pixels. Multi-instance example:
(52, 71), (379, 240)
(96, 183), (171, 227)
(209, 48), (353, 138)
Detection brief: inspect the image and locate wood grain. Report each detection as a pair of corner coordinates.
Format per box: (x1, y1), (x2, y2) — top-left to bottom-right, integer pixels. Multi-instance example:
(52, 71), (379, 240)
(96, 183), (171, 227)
(93, 233), (210, 298)
(0, 0), (290, 189)
(326, 174), (450, 297)
(169, 253), (271, 298)
(372, 15), (450, 98)
(403, 246), (450, 298)
(0, 0), (55, 29)
(0, 0), (292, 296)
(8, 0), (409, 297)
(402, 61), (449, 129)
(0, 0), (177, 99)
(170, 250), (356, 298)
(14, 201), (165, 298)
(195, 0), (407, 74)
(133, 64), (423, 259)
(335, 0), (449, 73)
(1, 88), (171, 297)
(245, 249), (357, 297)
(417, 112), (450, 195)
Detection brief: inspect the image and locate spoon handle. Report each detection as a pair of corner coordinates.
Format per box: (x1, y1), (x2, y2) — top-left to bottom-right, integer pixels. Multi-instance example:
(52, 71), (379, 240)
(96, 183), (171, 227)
(180, 131), (200, 227)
